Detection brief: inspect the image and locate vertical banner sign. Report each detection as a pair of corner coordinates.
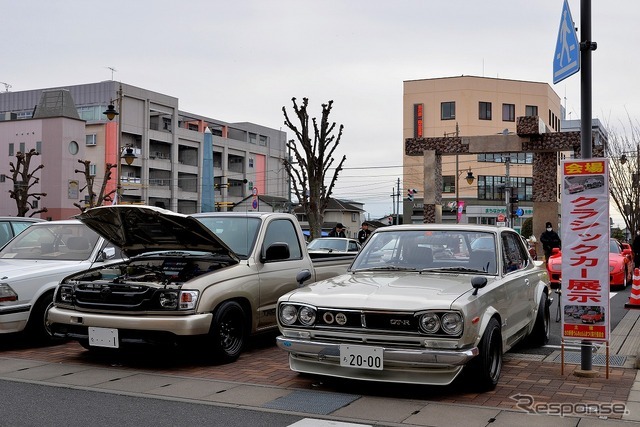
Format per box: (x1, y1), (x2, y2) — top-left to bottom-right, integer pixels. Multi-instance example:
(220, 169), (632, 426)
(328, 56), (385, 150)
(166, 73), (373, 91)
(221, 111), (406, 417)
(414, 104), (423, 139)
(560, 159), (610, 342)
(457, 201), (465, 223)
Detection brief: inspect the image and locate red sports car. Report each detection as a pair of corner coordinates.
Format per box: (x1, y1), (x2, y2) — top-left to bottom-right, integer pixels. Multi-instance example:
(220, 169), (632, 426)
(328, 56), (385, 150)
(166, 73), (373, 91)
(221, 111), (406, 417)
(546, 238), (634, 289)
(581, 310), (604, 324)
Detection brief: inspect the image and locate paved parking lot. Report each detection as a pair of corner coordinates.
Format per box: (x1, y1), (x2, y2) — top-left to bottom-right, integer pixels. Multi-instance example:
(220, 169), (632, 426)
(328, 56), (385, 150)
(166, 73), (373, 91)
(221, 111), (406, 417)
(1, 332), (636, 417)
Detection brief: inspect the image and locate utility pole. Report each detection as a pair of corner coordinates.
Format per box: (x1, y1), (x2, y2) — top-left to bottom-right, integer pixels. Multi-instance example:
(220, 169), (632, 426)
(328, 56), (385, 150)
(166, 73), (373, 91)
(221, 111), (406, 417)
(505, 156), (511, 228)
(390, 187), (396, 224)
(396, 178), (401, 225)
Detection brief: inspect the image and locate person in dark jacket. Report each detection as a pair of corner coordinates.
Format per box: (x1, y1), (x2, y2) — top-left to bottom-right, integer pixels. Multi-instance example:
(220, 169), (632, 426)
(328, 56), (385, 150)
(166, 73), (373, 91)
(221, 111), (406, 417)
(328, 223), (346, 238)
(357, 222), (371, 244)
(632, 230), (640, 268)
(540, 221), (561, 264)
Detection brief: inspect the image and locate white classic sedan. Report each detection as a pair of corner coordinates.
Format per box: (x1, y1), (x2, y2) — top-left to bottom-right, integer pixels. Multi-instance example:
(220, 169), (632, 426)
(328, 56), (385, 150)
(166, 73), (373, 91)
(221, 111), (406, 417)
(276, 224), (551, 391)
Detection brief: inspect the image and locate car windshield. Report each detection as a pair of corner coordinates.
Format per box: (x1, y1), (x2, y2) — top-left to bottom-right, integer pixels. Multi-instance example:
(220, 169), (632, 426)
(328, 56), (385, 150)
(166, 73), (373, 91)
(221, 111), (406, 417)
(195, 216), (260, 259)
(351, 229), (498, 275)
(0, 223), (100, 261)
(307, 238), (347, 251)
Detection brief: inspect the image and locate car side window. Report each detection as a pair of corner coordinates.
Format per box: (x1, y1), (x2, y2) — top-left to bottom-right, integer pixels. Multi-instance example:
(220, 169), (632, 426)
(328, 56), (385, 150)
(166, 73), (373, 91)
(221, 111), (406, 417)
(263, 219), (302, 260)
(501, 232), (528, 274)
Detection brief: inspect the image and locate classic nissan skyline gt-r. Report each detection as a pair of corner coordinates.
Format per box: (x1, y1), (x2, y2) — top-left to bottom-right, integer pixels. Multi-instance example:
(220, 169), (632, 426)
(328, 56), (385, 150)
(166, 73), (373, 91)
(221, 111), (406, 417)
(276, 224), (551, 391)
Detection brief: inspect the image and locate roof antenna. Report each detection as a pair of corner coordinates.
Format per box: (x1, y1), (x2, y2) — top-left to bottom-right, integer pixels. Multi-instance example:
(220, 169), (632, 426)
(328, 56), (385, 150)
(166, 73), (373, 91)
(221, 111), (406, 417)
(106, 66), (117, 81)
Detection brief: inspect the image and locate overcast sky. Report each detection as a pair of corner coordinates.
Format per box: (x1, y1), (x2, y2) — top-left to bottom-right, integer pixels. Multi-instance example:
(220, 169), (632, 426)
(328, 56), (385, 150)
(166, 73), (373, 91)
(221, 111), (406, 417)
(3, 1), (637, 225)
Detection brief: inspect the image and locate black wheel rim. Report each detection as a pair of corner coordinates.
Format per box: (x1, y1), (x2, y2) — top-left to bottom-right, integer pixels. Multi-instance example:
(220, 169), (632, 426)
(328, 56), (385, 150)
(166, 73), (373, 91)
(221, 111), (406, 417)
(488, 329), (502, 382)
(218, 310), (244, 354)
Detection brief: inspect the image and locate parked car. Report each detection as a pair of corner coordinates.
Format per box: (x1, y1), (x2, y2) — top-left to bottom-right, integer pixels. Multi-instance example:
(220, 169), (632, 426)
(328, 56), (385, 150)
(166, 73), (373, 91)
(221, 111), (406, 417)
(0, 217), (45, 248)
(0, 219), (123, 343)
(306, 237), (361, 258)
(276, 224), (550, 391)
(567, 183), (585, 194)
(48, 206), (351, 363)
(581, 310), (603, 324)
(583, 178), (603, 189)
(546, 238), (633, 289)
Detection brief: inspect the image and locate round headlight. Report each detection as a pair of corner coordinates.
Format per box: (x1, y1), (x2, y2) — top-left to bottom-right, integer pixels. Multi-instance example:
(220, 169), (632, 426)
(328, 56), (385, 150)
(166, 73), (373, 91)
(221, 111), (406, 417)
(298, 306), (316, 326)
(280, 304), (298, 326)
(419, 313), (441, 334)
(441, 312), (463, 335)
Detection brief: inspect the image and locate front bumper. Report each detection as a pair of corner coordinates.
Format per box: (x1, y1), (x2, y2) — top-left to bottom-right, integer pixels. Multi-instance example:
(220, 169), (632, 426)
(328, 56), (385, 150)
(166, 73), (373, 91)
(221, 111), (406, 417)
(276, 336), (478, 385)
(48, 306), (213, 345)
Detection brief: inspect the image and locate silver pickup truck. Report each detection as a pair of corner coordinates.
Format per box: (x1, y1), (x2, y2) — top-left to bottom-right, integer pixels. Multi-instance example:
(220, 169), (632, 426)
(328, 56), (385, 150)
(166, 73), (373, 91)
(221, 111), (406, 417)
(48, 206), (352, 363)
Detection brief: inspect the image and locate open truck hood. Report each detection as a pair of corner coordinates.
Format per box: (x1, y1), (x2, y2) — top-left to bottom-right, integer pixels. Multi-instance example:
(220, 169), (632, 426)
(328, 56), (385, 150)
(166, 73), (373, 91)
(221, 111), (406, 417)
(76, 205), (238, 261)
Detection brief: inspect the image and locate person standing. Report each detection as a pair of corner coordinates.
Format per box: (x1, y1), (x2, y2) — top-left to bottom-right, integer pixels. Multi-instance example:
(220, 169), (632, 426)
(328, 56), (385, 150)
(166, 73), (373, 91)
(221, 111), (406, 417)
(632, 230), (640, 268)
(328, 223), (346, 238)
(357, 222), (371, 244)
(540, 221), (561, 263)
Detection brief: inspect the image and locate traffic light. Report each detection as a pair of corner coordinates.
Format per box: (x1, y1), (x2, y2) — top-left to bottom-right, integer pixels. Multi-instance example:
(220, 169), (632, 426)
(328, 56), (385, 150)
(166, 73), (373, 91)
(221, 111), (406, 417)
(407, 188), (418, 202)
(509, 195), (519, 217)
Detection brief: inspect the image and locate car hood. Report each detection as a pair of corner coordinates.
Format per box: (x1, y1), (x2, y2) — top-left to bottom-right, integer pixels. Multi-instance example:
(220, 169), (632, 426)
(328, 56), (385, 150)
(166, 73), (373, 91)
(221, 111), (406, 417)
(76, 205), (238, 260)
(0, 258), (90, 280)
(281, 272), (480, 310)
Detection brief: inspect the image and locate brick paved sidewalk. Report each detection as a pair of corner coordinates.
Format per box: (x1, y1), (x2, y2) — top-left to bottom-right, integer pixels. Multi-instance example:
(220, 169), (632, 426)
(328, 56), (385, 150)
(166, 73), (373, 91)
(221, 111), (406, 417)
(1, 337), (635, 418)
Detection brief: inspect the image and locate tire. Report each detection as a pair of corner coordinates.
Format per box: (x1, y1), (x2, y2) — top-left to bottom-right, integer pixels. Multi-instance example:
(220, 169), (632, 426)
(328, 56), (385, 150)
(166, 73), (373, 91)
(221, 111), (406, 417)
(24, 291), (56, 345)
(207, 301), (247, 364)
(528, 292), (550, 347)
(468, 317), (502, 391)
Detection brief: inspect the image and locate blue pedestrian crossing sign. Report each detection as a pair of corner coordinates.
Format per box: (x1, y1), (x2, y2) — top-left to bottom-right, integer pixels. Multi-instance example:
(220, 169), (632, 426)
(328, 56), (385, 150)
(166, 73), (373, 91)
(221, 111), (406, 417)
(553, 0), (580, 84)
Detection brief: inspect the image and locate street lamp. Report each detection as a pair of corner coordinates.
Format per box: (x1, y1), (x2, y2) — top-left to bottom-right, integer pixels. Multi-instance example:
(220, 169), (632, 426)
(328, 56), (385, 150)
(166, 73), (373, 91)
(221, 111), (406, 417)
(455, 158), (475, 223)
(103, 85), (136, 203)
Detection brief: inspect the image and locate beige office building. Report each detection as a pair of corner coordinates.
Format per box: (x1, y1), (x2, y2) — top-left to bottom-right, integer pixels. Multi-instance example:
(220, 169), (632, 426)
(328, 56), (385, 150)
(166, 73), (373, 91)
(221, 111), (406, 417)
(402, 75), (563, 232)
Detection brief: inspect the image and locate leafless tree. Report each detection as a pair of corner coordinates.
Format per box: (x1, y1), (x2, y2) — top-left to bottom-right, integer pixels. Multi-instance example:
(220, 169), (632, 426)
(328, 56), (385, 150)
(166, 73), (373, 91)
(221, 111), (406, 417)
(607, 119), (640, 237)
(8, 149), (48, 217)
(282, 97), (346, 240)
(73, 160), (116, 212)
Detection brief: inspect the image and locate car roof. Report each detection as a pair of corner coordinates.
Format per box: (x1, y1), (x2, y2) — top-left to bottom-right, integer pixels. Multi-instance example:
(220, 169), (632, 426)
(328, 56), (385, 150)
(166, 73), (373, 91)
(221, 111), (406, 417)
(0, 217), (46, 222)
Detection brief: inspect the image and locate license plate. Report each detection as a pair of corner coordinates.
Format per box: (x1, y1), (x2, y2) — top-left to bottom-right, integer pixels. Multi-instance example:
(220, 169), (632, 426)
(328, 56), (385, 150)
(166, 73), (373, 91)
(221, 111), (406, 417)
(88, 327), (119, 348)
(339, 344), (383, 370)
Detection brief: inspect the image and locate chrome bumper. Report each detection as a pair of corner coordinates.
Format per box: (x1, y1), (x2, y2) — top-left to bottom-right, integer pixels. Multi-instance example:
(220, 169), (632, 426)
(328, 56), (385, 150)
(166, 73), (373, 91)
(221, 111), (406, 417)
(276, 336), (478, 367)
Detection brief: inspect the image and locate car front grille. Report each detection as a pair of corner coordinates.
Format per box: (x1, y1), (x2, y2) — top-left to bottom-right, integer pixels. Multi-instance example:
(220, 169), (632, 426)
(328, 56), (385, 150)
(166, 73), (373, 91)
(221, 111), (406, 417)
(73, 282), (156, 311)
(316, 309), (419, 334)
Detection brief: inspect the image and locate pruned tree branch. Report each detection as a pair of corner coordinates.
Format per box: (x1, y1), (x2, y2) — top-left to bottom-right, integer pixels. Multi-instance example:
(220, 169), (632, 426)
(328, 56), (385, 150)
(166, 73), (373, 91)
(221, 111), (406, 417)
(282, 97), (347, 240)
(7, 149), (48, 217)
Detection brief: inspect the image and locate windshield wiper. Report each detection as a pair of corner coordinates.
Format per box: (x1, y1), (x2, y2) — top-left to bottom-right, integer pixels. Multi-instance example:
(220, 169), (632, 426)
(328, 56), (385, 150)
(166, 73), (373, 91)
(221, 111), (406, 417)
(354, 266), (417, 272)
(418, 266), (490, 274)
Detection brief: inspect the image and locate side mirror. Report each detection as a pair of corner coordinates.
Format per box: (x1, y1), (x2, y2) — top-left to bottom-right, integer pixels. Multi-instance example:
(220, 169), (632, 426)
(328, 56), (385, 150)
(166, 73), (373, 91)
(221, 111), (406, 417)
(263, 242), (290, 262)
(100, 247), (116, 261)
(471, 276), (488, 296)
(296, 269), (312, 286)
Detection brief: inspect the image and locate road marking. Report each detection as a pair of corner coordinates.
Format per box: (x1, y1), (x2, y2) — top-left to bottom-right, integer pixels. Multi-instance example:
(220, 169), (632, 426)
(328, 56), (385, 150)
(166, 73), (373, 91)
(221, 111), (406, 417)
(289, 419), (371, 427)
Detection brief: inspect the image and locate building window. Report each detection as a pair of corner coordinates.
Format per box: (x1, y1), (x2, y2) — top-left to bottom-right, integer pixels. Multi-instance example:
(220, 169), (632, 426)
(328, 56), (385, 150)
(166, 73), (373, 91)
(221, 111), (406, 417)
(441, 102), (455, 120)
(249, 158), (254, 168)
(89, 164), (97, 176)
(442, 176), (455, 193)
(20, 142), (26, 153)
(163, 117), (172, 131)
(502, 104), (515, 122)
(86, 134), (97, 146)
(414, 103), (424, 138)
(525, 105), (538, 117)
(36, 141), (42, 153)
(8, 143), (14, 156)
(249, 133), (257, 144)
(479, 102), (492, 120)
(259, 135), (268, 146)
(477, 175), (533, 202)
(477, 152), (533, 164)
